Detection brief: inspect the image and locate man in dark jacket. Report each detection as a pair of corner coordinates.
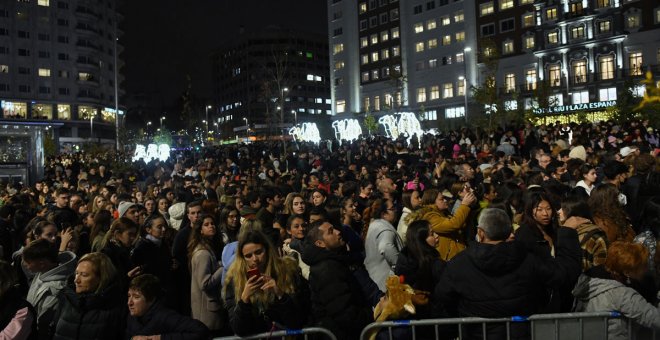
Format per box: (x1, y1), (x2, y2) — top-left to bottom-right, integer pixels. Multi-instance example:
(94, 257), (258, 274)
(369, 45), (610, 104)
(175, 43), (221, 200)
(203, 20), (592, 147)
(302, 220), (380, 340)
(434, 208), (582, 340)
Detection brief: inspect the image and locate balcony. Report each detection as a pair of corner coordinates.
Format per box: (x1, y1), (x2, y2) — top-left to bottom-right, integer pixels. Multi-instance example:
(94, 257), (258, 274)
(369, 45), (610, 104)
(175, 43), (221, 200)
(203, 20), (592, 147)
(76, 41), (99, 53)
(75, 23), (99, 36)
(77, 91), (99, 101)
(75, 6), (98, 21)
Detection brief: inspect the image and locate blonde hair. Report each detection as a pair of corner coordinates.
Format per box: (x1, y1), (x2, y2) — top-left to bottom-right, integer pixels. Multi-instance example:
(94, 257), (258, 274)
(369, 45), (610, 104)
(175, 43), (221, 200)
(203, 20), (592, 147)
(78, 252), (117, 294)
(223, 230), (297, 308)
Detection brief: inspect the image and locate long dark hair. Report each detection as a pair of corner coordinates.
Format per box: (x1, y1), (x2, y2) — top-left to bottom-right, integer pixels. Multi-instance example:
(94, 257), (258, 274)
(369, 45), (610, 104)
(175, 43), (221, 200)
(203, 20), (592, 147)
(218, 206), (240, 243)
(403, 220), (439, 291)
(520, 191), (556, 230)
(187, 214), (223, 267)
(560, 194), (593, 221)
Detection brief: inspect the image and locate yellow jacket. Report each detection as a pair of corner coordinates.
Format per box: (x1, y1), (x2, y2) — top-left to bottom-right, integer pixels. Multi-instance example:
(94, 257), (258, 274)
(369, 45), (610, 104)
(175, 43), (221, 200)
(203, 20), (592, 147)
(421, 204), (471, 261)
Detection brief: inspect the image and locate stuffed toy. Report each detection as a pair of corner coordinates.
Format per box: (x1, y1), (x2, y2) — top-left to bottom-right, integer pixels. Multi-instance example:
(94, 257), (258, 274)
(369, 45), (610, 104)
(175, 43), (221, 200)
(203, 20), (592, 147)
(369, 275), (430, 340)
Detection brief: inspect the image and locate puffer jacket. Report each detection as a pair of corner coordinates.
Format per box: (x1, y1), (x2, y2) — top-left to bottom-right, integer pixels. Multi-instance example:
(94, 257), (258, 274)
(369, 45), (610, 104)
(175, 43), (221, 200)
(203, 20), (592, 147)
(26, 251), (76, 338)
(53, 278), (126, 340)
(573, 270), (660, 340)
(364, 218), (403, 292)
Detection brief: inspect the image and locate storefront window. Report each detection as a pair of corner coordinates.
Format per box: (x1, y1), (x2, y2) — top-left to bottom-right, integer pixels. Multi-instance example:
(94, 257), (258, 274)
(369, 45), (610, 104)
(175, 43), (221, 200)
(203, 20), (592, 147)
(1, 101), (28, 119)
(57, 104), (71, 120)
(32, 103), (53, 119)
(101, 108), (116, 123)
(78, 105), (96, 120)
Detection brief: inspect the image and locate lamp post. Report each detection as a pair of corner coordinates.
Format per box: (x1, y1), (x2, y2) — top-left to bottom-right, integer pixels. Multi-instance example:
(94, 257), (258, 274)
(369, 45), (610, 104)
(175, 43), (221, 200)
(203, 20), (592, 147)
(147, 121), (152, 136)
(160, 116), (165, 129)
(243, 117), (249, 140)
(462, 47), (471, 124)
(292, 110), (297, 124)
(205, 105), (212, 139)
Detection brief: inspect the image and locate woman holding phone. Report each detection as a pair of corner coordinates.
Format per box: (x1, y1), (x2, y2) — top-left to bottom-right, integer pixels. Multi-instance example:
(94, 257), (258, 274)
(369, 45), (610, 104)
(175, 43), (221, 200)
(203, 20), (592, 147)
(223, 230), (309, 336)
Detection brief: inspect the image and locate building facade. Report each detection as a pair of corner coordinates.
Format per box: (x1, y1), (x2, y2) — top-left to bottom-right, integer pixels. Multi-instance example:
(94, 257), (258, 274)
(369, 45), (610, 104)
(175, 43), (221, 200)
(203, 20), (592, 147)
(475, 0), (660, 123)
(212, 27), (331, 141)
(329, 0), (660, 127)
(0, 0), (124, 148)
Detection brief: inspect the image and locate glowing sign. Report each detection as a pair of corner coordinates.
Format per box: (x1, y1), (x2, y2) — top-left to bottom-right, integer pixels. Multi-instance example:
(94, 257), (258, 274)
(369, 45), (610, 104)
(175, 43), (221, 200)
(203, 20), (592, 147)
(379, 112), (424, 143)
(332, 119), (362, 142)
(133, 144), (171, 162)
(289, 123), (321, 144)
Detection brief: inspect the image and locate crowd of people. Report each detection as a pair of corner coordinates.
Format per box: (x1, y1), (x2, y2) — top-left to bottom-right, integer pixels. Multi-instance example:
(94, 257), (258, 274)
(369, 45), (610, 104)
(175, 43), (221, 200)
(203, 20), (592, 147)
(1, 118), (660, 340)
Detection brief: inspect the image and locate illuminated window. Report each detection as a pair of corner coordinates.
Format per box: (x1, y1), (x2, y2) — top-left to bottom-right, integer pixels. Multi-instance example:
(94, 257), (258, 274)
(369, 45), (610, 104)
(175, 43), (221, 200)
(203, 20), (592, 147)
(414, 23), (424, 33)
(546, 8), (557, 21)
(599, 55), (614, 80)
(417, 88), (426, 103)
(380, 31), (389, 41)
(334, 61), (345, 70)
(524, 35), (535, 49)
(625, 13), (641, 29)
(522, 13), (534, 27)
(573, 60), (587, 83)
(500, 0), (514, 10)
(454, 11), (464, 22)
(371, 52), (379, 62)
(333, 43), (344, 54)
(371, 69), (379, 80)
(520, 0), (533, 4)
(374, 96), (380, 111)
(336, 100), (346, 113)
(361, 72), (370, 82)
(571, 26), (585, 39)
(428, 39), (438, 49)
(455, 31), (465, 42)
(443, 83), (454, 98)
(549, 64), (561, 86)
(597, 21), (611, 33)
(549, 94), (563, 106)
(384, 93), (393, 107)
(457, 80), (465, 96)
(424, 110), (437, 120)
(596, 0), (610, 8)
(427, 19), (436, 30)
(415, 42), (425, 52)
(629, 52), (643, 76)
(441, 16), (451, 25)
(57, 104), (71, 120)
(446, 106), (465, 118)
(480, 2), (494, 16)
(429, 59), (438, 68)
(547, 31), (559, 44)
(572, 91), (589, 104)
(392, 46), (400, 56)
(570, 2), (583, 14)
(78, 106), (96, 120)
(391, 27), (399, 38)
(503, 40), (514, 54)
(456, 53), (464, 63)
(442, 35), (451, 46)
(381, 49), (390, 59)
(361, 54), (369, 65)
(38, 0), (49, 6)
(371, 34), (378, 45)
(484, 47), (494, 57)
(359, 2), (367, 13)
(599, 87), (617, 101)
(430, 86), (439, 100)
(363, 97), (370, 111)
(505, 73), (516, 92)
(38, 68), (50, 77)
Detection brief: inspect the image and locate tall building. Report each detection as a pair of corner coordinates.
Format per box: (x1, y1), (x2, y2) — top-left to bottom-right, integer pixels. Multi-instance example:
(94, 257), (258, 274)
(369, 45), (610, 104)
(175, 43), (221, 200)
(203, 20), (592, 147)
(212, 27), (331, 140)
(328, 0), (477, 124)
(476, 0), (660, 123)
(329, 0), (660, 126)
(0, 0), (124, 149)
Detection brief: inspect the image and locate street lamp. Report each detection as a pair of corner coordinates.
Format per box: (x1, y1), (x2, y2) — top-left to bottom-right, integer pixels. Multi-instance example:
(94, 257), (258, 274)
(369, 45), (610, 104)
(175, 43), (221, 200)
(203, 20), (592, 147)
(243, 117), (249, 139)
(160, 116), (166, 128)
(291, 110), (297, 124)
(205, 105), (212, 137)
(462, 47), (472, 124)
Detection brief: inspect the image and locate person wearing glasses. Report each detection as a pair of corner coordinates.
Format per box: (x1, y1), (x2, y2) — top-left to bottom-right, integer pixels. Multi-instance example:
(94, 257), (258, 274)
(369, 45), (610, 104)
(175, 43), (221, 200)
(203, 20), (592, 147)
(363, 198), (403, 292)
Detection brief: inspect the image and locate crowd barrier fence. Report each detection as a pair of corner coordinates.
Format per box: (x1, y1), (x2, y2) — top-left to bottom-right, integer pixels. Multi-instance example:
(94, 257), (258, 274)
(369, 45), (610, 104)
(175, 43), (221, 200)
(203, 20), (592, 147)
(214, 327), (337, 340)
(359, 311), (659, 340)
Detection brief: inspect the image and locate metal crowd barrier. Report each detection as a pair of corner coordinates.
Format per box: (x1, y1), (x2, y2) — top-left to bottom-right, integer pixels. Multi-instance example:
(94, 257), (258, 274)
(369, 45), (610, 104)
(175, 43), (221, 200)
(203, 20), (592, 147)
(359, 311), (659, 340)
(214, 327), (337, 340)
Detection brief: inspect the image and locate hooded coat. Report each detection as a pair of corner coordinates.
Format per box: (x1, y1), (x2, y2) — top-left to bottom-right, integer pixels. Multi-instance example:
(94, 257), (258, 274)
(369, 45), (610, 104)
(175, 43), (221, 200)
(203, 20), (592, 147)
(572, 268), (660, 340)
(434, 227), (582, 340)
(26, 251), (76, 338)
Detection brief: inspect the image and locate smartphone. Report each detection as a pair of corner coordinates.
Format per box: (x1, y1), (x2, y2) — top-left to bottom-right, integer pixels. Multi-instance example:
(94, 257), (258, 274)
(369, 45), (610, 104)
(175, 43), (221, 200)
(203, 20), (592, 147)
(247, 268), (260, 280)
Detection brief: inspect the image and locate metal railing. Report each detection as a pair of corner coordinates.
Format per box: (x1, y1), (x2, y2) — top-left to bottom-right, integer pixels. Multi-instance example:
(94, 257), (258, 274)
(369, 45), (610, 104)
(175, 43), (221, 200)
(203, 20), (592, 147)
(358, 312), (652, 340)
(215, 327), (337, 340)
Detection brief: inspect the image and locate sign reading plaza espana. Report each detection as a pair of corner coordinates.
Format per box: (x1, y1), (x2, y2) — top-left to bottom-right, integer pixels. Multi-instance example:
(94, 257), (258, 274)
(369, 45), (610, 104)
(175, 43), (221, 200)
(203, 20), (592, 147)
(533, 100), (617, 115)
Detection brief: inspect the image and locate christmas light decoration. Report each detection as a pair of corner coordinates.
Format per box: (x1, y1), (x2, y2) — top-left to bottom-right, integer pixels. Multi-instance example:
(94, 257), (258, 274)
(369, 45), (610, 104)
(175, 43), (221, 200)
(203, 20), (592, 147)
(332, 119), (362, 142)
(289, 122), (321, 144)
(133, 144), (171, 162)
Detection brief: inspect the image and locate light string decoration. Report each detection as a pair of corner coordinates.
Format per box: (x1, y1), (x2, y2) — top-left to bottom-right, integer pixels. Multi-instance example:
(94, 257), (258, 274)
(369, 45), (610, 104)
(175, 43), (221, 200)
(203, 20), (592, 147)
(289, 122), (321, 144)
(332, 118), (363, 142)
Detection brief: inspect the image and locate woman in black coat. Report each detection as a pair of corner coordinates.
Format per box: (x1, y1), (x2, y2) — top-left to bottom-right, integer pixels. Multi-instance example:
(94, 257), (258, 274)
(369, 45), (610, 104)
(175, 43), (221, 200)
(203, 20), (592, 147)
(131, 216), (174, 303)
(126, 274), (209, 340)
(54, 253), (125, 340)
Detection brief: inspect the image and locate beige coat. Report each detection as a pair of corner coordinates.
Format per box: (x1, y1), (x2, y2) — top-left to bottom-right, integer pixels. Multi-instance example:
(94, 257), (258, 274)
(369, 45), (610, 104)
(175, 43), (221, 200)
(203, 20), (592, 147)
(190, 245), (225, 330)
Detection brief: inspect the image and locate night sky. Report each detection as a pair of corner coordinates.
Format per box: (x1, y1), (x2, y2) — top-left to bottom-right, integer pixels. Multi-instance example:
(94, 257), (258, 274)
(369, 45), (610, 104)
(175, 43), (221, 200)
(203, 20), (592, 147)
(122, 0), (328, 107)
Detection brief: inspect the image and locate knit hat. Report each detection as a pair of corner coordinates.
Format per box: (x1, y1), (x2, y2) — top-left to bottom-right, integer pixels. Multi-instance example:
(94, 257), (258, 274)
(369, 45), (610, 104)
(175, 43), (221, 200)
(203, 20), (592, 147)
(568, 145), (587, 161)
(117, 201), (137, 218)
(168, 202), (186, 230)
(479, 164), (493, 172)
